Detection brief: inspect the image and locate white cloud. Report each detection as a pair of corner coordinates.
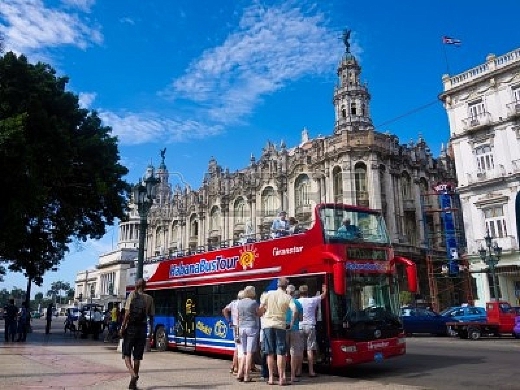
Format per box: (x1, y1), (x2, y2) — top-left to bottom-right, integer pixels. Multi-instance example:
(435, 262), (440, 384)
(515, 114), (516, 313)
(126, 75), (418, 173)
(61, 0), (96, 13)
(78, 92), (96, 109)
(119, 17), (135, 25)
(168, 2), (346, 125)
(98, 111), (224, 146)
(0, 0), (102, 54)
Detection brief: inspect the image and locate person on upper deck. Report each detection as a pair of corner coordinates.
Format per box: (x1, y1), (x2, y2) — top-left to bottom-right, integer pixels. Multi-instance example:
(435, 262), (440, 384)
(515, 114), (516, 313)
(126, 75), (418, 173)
(337, 218), (361, 239)
(271, 211), (289, 238)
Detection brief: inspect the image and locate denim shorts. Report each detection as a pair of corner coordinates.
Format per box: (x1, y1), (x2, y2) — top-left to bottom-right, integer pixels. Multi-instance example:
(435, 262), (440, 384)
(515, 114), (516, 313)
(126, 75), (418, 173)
(262, 327), (287, 356)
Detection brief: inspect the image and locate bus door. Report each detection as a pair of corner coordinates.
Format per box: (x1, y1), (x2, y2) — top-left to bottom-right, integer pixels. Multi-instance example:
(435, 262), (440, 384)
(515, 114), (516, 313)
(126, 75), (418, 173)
(175, 290), (196, 350)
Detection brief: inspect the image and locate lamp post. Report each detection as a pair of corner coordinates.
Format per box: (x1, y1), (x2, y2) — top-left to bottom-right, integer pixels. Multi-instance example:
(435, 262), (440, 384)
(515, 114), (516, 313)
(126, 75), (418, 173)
(479, 230), (502, 301)
(134, 172), (160, 281)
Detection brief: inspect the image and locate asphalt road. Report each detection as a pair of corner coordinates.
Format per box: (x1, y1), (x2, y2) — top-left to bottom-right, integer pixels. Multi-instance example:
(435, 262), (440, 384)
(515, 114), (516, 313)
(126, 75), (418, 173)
(3, 319), (520, 389)
(335, 335), (520, 390)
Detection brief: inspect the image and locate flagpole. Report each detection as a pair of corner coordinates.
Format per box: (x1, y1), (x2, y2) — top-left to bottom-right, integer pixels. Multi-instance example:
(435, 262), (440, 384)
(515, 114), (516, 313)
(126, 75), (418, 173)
(442, 41), (451, 75)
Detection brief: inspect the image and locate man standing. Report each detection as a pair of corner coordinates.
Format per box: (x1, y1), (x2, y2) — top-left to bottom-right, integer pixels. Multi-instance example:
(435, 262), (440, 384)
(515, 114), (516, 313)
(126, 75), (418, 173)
(4, 299), (18, 342)
(285, 285), (303, 383)
(120, 278), (155, 390)
(16, 302), (28, 342)
(298, 284), (327, 377)
(45, 303), (53, 334)
(270, 211), (289, 238)
(259, 277), (296, 386)
(222, 290), (245, 375)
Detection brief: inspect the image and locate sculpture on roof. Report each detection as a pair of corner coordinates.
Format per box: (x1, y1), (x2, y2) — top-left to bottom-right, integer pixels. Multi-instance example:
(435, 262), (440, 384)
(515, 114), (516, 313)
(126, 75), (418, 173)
(342, 29), (351, 53)
(160, 147), (166, 164)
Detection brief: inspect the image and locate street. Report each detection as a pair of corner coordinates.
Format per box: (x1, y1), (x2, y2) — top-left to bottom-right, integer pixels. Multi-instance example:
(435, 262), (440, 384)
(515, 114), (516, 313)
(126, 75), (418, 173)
(1, 319), (519, 389)
(338, 336), (519, 390)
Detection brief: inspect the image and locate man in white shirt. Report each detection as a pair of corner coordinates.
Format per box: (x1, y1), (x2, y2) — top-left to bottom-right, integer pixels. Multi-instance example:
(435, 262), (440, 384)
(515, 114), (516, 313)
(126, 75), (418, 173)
(259, 277), (296, 386)
(223, 290), (245, 374)
(297, 284), (327, 377)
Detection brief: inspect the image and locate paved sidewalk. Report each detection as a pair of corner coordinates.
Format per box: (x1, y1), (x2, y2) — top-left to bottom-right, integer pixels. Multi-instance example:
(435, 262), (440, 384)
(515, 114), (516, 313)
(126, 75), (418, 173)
(1, 321), (428, 389)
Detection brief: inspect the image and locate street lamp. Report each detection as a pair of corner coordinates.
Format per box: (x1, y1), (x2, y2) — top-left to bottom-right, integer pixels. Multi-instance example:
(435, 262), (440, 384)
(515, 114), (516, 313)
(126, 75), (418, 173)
(479, 230), (503, 301)
(133, 171), (160, 280)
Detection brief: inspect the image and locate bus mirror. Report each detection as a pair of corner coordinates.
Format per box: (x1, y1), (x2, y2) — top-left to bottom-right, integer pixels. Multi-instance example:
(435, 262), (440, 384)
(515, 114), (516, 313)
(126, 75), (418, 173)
(333, 262), (346, 295)
(393, 256), (418, 293)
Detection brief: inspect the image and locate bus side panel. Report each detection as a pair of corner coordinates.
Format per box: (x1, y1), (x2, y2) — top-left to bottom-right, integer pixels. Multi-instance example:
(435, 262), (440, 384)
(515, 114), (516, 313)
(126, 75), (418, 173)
(193, 316), (235, 355)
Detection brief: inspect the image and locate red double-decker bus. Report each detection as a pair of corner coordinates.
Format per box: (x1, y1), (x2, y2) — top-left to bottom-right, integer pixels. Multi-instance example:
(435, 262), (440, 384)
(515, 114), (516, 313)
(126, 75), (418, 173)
(130, 203), (417, 367)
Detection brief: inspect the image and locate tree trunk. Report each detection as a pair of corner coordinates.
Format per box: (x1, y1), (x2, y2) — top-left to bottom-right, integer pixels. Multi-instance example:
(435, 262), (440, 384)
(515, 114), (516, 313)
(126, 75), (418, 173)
(25, 276), (32, 333)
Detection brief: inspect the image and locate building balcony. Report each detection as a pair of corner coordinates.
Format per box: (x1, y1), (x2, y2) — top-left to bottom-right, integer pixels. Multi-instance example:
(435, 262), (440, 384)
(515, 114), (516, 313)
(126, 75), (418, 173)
(506, 101), (520, 117)
(464, 166), (508, 184)
(462, 112), (492, 131)
(472, 235), (518, 255)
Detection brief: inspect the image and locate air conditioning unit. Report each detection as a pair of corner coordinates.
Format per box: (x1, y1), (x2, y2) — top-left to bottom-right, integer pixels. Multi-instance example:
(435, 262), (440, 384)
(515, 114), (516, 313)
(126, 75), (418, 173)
(476, 171), (486, 178)
(470, 119), (480, 126)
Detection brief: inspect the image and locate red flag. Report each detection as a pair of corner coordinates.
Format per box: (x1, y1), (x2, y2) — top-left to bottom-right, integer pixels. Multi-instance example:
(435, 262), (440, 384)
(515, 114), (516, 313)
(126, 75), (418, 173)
(442, 36), (461, 45)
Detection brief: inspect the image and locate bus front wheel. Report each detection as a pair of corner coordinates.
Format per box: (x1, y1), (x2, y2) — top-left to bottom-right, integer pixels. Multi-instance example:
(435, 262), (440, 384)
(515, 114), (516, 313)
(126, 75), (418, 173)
(155, 326), (167, 352)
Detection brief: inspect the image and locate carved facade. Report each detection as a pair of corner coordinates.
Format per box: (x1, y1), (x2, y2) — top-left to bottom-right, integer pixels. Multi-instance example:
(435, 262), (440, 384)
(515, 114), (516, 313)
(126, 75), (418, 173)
(119, 46), (457, 300)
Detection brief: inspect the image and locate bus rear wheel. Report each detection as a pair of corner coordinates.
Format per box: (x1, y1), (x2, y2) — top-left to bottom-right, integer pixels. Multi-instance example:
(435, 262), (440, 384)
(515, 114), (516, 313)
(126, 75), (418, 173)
(155, 326), (167, 352)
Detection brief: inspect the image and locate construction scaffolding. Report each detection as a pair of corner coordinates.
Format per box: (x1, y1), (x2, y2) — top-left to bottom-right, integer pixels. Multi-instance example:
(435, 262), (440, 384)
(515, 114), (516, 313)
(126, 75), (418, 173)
(421, 186), (475, 312)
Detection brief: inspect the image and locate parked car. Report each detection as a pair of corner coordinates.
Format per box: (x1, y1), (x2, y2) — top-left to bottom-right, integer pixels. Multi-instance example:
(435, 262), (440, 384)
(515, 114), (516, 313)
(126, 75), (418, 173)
(400, 307), (451, 336)
(440, 306), (487, 322)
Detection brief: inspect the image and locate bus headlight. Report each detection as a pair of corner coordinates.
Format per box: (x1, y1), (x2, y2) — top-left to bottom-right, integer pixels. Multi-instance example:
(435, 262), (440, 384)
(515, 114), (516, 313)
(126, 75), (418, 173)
(341, 345), (357, 353)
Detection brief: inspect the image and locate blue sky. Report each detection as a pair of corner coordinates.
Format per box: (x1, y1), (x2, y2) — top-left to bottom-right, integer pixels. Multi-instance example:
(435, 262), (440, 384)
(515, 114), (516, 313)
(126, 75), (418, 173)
(1, 0), (519, 297)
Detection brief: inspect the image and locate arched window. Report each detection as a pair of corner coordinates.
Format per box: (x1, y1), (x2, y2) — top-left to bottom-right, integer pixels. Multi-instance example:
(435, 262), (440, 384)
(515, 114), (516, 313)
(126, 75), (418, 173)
(234, 197), (246, 224)
(341, 105), (347, 118)
(354, 162), (368, 207)
(351, 102), (357, 115)
(210, 206), (221, 232)
(361, 103), (366, 116)
(332, 166), (343, 203)
(401, 172), (412, 199)
(189, 214), (198, 237)
(261, 187), (276, 217)
(295, 174), (311, 207)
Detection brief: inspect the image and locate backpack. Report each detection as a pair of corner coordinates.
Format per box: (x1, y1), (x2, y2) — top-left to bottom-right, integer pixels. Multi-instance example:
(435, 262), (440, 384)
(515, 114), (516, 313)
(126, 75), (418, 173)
(128, 292), (147, 325)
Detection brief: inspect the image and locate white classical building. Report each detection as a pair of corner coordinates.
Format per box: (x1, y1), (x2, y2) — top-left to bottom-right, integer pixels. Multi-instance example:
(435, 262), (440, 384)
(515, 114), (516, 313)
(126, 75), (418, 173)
(440, 47), (520, 306)
(74, 221), (140, 308)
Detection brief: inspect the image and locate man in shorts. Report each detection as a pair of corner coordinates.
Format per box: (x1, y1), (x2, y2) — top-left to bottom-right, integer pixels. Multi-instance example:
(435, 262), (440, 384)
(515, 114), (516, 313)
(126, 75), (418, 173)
(298, 284), (326, 377)
(120, 279), (155, 390)
(286, 285), (303, 383)
(259, 277), (296, 386)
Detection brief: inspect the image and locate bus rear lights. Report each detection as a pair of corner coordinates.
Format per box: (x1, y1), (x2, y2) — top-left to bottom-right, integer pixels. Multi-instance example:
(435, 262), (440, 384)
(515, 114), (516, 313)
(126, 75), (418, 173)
(340, 345), (357, 353)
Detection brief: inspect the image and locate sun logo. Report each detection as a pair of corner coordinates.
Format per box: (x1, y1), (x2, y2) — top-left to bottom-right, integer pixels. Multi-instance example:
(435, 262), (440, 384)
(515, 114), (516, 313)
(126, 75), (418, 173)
(239, 242), (258, 270)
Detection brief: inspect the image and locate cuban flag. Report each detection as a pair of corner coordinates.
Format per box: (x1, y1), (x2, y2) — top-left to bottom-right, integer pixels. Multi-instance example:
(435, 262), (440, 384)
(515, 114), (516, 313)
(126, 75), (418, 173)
(442, 36), (461, 45)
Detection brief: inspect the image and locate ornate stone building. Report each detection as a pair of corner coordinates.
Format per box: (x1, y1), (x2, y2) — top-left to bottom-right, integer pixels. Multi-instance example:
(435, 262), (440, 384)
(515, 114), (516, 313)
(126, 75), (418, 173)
(119, 41), (458, 306)
(439, 47), (520, 306)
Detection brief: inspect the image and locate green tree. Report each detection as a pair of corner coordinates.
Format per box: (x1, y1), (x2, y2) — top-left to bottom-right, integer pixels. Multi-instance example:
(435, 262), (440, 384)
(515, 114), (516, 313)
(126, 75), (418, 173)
(0, 52), (130, 304)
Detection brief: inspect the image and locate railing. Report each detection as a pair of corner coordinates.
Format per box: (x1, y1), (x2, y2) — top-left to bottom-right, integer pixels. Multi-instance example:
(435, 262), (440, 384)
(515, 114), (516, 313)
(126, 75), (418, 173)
(471, 236), (518, 255)
(464, 167), (507, 184)
(444, 48), (520, 90)
(462, 112), (492, 130)
(506, 101), (520, 117)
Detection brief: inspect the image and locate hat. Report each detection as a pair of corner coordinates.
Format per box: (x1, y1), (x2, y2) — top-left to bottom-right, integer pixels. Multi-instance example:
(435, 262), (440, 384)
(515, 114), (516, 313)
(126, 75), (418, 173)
(298, 285), (309, 293)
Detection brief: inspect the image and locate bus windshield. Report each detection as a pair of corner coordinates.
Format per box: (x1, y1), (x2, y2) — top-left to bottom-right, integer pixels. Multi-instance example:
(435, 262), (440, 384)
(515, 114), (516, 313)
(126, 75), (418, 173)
(329, 274), (401, 340)
(320, 206), (390, 245)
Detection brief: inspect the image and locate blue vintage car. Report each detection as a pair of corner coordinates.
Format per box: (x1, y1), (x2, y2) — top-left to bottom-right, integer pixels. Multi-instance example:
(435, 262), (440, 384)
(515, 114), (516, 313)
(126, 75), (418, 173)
(439, 306), (487, 322)
(400, 307), (451, 336)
